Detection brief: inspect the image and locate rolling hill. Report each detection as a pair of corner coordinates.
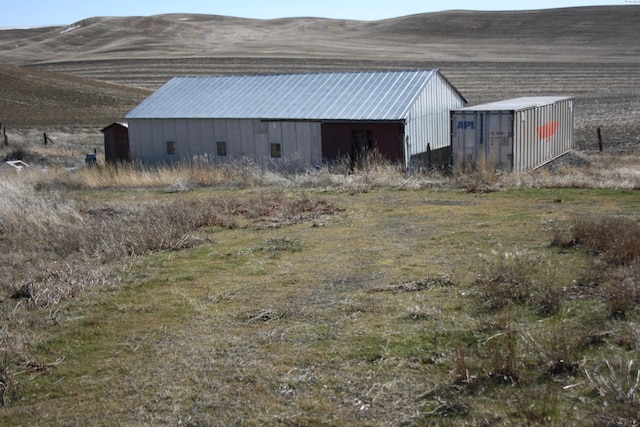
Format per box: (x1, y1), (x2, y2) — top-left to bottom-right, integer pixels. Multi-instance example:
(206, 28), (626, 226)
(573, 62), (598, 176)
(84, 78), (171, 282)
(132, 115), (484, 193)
(2, 6), (638, 64)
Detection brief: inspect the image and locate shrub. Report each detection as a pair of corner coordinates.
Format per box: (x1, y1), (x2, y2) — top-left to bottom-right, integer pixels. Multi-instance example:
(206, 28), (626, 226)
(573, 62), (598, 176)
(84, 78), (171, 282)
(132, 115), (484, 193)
(474, 254), (534, 310)
(567, 216), (640, 266)
(474, 253), (560, 313)
(3, 147), (31, 162)
(602, 265), (640, 320)
(454, 153), (499, 193)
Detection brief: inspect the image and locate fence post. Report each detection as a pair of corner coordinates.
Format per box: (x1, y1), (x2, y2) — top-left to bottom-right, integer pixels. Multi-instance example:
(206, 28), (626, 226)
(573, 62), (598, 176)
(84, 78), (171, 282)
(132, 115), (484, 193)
(597, 127), (603, 152)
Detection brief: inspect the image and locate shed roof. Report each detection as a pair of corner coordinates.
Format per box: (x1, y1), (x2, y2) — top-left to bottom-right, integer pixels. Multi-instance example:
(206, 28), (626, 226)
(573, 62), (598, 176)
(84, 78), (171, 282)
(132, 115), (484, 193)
(101, 122), (128, 132)
(456, 96), (573, 112)
(126, 70), (453, 121)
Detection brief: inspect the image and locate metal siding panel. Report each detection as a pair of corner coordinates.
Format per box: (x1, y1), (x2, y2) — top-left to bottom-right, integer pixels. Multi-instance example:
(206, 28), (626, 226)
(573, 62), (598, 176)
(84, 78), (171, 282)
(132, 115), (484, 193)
(213, 119), (227, 159)
(498, 112), (513, 168)
(240, 120), (254, 157)
(129, 119), (141, 162)
(513, 111), (522, 172)
(253, 121), (268, 162)
(200, 119), (214, 159)
(147, 120), (159, 163)
(226, 120), (242, 159)
(451, 111), (477, 169)
(143, 120), (155, 163)
(267, 122), (282, 145)
(267, 122), (282, 162)
(194, 120), (205, 161)
(310, 122), (322, 165)
(281, 122), (296, 160)
(163, 119), (177, 163)
(407, 73), (466, 167)
(150, 120), (165, 163)
(137, 120), (147, 163)
(295, 123), (312, 165)
(486, 113), (500, 167)
(176, 119), (190, 162)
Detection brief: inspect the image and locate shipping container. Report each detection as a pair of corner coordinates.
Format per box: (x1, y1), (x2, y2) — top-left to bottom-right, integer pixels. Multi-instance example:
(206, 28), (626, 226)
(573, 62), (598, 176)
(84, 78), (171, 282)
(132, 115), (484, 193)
(451, 96), (574, 172)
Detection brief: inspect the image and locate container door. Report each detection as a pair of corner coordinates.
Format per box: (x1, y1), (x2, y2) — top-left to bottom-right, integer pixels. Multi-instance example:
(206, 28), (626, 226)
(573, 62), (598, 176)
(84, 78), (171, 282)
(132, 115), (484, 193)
(451, 111), (478, 169)
(486, 112), (513, 170)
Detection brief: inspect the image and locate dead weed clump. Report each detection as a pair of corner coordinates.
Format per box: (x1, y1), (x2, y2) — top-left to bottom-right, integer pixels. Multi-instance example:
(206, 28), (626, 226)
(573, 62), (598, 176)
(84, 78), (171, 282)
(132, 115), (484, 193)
(454, 155), (499, 194)
(601, 265), (640, 320)
(236, 191), (344, 228)
(586, 356), (640, 425)
(560, 215), (640, 265)
(554, 215), (640, 319)
(473, 253), (561, 314)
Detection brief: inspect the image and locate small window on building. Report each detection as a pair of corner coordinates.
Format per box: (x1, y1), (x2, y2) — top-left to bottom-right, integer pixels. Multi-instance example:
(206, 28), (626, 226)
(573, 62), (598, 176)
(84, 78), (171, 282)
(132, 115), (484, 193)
(166, 141), (176, 155)
(270, 143), (282, 158)
(217, 141), (227, 156)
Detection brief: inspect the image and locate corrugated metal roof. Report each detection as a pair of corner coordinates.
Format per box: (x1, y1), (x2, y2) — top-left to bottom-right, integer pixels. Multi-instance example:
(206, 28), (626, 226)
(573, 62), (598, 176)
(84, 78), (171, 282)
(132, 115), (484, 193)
(126, 70), (440, 121)
(457, 96), (573, 112)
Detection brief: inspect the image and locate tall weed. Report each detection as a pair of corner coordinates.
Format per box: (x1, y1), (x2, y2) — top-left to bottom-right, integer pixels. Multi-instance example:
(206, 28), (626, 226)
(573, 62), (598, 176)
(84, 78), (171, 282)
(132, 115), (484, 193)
(474, 252), (561, 314)
(567, 216), (640, 265)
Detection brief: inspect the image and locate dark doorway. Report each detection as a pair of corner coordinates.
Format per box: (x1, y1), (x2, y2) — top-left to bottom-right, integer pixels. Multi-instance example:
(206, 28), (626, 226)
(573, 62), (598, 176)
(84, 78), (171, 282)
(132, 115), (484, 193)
(351, 130), (373, 166)
(321, 122), (404, 164)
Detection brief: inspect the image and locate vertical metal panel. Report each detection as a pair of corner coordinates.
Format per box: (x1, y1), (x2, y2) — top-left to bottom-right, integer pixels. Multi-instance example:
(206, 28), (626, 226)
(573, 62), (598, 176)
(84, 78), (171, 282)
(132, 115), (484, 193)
(239, 121), (253, 157)
(252, 120), (267, 162)
(512, 98), (574, 172)
(405, 72), (467, 168)
(451, 111), (480, 168)
(310, 122), (322, 166)
(200, 119), (215, 159)
(295, 123), (312, 165)
(128, 119), (142, 162)
(280, 122), (295, 161)
(213, 119), (227, 160)
(226, 120), (242, 159)
(159, 119), (175, 163)
(267, 121), (282, 158)
(485, 111), (513, 168)
(176, 119), (191, 162)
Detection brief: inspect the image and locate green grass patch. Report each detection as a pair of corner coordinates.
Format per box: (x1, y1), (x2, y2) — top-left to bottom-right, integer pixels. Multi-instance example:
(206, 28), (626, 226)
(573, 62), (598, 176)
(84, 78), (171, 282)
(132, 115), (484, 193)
(2, 187), (640, 425)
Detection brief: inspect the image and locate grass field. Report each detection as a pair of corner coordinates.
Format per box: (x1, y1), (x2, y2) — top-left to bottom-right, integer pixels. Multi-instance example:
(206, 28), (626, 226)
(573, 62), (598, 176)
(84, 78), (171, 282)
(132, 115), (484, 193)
(1, 161), (640, 425)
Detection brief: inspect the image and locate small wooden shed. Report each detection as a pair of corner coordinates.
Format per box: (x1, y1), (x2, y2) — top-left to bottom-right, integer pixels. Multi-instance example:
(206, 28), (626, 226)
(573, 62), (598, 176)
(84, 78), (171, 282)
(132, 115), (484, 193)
(101, 122), (130, 163)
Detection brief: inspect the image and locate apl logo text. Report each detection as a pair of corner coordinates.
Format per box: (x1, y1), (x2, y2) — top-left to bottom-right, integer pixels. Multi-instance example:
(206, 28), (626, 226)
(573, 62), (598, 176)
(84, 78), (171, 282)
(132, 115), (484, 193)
(457, 121), (475, 130)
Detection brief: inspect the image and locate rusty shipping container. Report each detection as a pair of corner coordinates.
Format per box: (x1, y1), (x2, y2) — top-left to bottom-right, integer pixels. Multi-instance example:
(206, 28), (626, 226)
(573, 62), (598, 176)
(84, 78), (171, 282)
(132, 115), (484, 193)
(450, 96), (574, 172)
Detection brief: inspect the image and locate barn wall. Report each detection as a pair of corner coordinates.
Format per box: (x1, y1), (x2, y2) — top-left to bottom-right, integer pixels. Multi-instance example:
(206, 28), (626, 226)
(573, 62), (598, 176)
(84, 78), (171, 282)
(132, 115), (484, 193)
(128, 118), (322, 166)
(405, 72), (467, 168)
(320, 122), (404, 163)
